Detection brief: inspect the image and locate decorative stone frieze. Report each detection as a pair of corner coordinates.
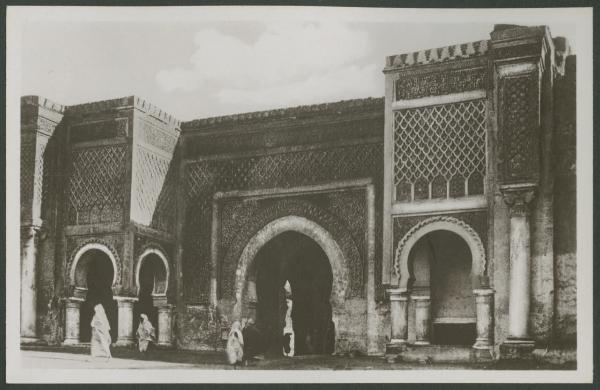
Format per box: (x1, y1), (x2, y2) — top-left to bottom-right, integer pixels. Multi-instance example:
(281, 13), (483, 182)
(394, 68), (487, 101)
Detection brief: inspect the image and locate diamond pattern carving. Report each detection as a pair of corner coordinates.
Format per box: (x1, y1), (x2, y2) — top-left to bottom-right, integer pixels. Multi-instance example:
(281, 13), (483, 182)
(500, 74), (540, 182)
(21, 141), (36, 211)
(34, 140), (48, 206)
(133, 147), (176, 231)
(67, 145), (127, 225)
(393, 99), (486, 201)
(186, 144), (381, 200)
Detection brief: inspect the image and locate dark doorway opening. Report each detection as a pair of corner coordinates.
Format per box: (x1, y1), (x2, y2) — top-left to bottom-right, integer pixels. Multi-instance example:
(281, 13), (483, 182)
(134, 255), (162, 339)
(432, 322), (476, 346)
(79, 250), (117, 342)
(254, 231), (335, 357)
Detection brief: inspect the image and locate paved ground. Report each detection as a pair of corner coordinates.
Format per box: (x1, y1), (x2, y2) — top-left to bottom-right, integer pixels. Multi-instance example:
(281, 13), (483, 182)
(19, 345), (576, 371)
(21, 350), (200, 369)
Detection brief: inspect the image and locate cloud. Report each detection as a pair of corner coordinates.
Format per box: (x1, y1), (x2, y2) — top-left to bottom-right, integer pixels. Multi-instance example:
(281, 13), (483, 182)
(156, 21), (378, 109)
(216, 64), (381, 112)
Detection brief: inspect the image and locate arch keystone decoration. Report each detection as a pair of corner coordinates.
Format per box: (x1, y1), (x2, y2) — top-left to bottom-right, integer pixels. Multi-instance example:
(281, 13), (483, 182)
(393, 216), (486, 290)
(134, 246), (170, 296)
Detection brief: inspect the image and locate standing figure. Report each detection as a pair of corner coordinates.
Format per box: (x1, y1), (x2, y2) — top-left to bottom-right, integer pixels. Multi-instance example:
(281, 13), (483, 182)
(136, 314), (156, 352)
(226, 321), (244, 365)
(90, 304), (112, 361)
(282, 280), (295, 357)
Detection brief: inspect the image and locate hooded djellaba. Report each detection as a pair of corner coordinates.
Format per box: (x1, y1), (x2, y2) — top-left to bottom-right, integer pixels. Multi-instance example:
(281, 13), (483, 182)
(226, 320), (244, 365)
(91, 304), (112, 360)
(136, 313), (156, 352)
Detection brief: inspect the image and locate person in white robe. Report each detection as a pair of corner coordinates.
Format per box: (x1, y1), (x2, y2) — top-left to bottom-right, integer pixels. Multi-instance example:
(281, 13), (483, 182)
(226, 320), (244, 365)
(90, 304), (112, 361)
(136, 313), (156, 352)
(282, 280), (295, 357)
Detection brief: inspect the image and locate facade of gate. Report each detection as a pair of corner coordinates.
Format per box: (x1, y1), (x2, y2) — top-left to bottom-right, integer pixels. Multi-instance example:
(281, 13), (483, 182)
(20, 24), (577, 360)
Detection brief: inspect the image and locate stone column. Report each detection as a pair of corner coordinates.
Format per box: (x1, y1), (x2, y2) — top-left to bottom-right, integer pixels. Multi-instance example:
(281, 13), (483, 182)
(20, 226), (40, 343)
(157, 304), (173, 347)
(501, 185), (536, 355)
(63, 298), (83, 345)
(114, 296), (137, 347)
(387, 289), (408, 351)
(412, 295), (431, 345)
(473, 288), (494, 349)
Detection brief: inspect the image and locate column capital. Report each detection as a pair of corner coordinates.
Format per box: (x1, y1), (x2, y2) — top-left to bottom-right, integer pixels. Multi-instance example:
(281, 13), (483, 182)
(152, 295), (169, 307)
(473, 288), (495, 296)
(157, 304), (174, 312)
(64, 297), (85, 308)
(386, 288), (408, 301)
(114, 296), (138, 304)
(500, 183), (537, 216)
(20, 223), (46, 241)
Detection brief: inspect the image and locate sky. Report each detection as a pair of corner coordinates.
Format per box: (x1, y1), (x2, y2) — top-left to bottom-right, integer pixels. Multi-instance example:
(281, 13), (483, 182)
(15, 8), (578, 121)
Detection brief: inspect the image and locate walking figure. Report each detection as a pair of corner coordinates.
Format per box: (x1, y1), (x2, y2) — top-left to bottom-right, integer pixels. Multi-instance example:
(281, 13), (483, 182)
(90, 304), (112, 362)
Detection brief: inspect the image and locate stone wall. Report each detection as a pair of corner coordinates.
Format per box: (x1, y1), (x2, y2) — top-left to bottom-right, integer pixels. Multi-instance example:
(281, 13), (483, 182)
(20, 97), (66, 344)
(553, 55), (577, 345)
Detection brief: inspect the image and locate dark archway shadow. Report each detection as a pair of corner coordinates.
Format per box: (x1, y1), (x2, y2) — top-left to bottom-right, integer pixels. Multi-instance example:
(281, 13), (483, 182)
(134, 255), (162, 341)
(78, 250), (117, 342)
(254, 231), (334, 357)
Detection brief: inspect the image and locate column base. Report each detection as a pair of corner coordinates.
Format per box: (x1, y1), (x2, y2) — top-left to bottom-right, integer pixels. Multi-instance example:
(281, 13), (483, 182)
(413, 341), (431, 346)
(115, 338), (135, 347)
(472, 339), (493, 350)
(471, 346), (495, 361)
(385, 340), (407, 355)
(62, 338), (81, 346)
(500, 339), (535, 359)
(156, 342), (173, 348)
(20, 337), (44, 345)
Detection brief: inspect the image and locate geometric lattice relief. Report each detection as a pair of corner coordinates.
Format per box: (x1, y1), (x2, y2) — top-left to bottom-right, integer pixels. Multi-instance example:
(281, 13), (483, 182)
(186, 144), (381, 200)
(183, 143), (382, 303)
(132, 147), (176, 232)
(20, 141), (36, 213)
(501, 74), (539, 182)
(34, 140), (48, 208)
(68, 144), (127, 225)
(393, 99), (486, 202)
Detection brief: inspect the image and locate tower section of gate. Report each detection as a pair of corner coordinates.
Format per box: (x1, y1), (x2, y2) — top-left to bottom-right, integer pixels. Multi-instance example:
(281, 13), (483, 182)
(382, 24), (575, 360)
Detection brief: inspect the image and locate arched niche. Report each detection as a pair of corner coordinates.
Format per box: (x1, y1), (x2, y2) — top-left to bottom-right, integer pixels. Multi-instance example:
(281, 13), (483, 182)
(394, 216), (486, 291)
(134, 247), (170, 298)
(69, 242), (120, 299)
